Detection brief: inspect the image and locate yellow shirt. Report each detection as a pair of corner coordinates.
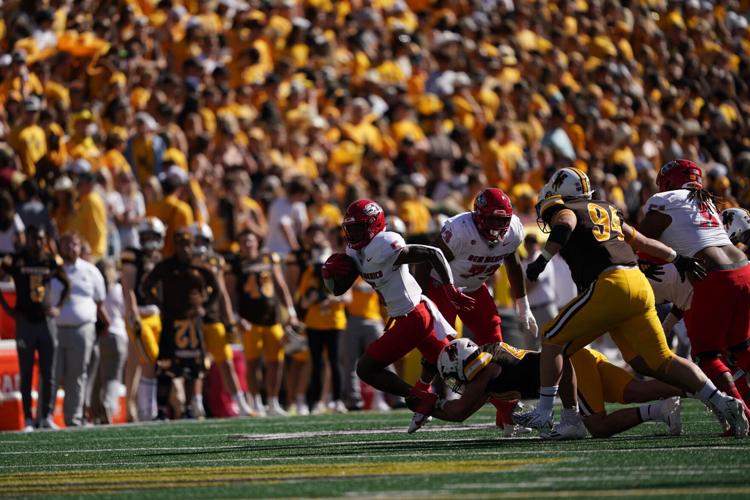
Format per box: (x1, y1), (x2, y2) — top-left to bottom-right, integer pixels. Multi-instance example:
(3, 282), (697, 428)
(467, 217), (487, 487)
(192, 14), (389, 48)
(347, 278), (382, 321)
(297, 267), (347, 330)
(71, 191), (107, 258)
(341, 121), (384, 153)
(146, 194), (194, 257)
(11, 124), (47, 177)
(308, 203), (342, 230)
(100, 149), (131, 175)
(131, 136), (157, 186)
(399, 200), (431, 235)
(391, 119), (425, 143)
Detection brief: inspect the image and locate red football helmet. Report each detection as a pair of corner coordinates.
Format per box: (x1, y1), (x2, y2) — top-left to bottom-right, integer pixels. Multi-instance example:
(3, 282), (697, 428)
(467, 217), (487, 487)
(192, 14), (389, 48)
(472, 188), (513, 242)
(343, 199), (385, 249)
(656, 159), (704, 192)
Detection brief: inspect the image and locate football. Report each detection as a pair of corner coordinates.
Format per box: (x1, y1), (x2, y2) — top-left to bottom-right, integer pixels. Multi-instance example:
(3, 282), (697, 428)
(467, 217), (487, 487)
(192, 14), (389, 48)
(322, 253), (359, 296)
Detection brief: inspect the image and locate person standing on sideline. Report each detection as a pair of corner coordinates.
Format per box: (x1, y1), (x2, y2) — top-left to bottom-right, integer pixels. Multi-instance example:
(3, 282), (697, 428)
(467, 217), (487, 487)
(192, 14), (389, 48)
(522, 232), (559, 346)
(50, 233), (109, 427)
(0, 226), (69, 431)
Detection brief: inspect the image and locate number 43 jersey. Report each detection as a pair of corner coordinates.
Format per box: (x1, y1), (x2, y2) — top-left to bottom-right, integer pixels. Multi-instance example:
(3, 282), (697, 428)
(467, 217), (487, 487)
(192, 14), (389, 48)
(539, 197), (636, 291)
(645, 189), (731, 257)
(436, 212), (524, 292)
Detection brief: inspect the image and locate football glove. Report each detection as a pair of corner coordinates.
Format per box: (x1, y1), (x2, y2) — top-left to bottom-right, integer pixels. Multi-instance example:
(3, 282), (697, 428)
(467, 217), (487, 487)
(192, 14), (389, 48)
(638, 261), (665, 282)
(673, 255), (707, 282)
(442, 284), (475, 312)
(514, 297), (538, 338)
(525, 254), (548, 282)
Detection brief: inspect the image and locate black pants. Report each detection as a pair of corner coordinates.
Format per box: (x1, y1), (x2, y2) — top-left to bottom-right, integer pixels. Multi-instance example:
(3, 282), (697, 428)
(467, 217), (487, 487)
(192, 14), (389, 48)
(16, 315), (57, 422)
(306, 328), (343, 406)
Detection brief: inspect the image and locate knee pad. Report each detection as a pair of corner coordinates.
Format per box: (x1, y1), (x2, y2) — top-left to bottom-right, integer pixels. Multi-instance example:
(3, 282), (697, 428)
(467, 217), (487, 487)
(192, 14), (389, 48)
(694, 352), (730, 380)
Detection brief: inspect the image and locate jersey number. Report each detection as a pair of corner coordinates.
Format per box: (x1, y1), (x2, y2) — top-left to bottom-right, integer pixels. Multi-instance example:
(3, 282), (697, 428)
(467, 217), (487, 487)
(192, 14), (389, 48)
(460, 264), (501, 280)
(175, 320), (200, 350)
(699, 205), (721, 228)
(587, 203), (624, 242)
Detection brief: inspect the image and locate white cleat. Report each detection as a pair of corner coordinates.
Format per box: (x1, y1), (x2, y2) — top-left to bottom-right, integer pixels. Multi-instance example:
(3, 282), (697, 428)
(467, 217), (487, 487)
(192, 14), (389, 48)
(656, 397), (682, 436)
(22, 418), (34, 433)
(502, 424), (533, 437)
(329, 400), (348, 414)
(296, 403), (310, 416)
(39, 416), (59, 430)
(266, 402), (289, 417)
(236, 398), (256, 417)
(712, 397), (749, 438)
(541, 418), (587, 440)
(407, 413), (432, 433)
(512, 407), (553, 431)
(370, 399), (391, 412)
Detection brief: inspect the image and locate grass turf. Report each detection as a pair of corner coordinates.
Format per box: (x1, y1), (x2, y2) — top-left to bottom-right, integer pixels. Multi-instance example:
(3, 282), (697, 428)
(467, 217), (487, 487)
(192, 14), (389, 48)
(0, 400), (748, 499)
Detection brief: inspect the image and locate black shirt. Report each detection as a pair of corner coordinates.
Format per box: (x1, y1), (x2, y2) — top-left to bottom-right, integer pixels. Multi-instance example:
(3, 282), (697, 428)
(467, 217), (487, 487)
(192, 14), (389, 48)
(2, 250), (64, 322)
(121, 247), (159, 306)
(540, 197), (637, 291)
(141, 256), (219, 320)
(481, 343), (541, 400)
(229, 253), (280, 326)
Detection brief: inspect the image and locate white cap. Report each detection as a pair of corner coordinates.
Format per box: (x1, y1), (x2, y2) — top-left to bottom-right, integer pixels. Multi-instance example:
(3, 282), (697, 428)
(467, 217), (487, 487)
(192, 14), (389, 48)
(54, 176), (74, 191)
(68, 159), (92, 175)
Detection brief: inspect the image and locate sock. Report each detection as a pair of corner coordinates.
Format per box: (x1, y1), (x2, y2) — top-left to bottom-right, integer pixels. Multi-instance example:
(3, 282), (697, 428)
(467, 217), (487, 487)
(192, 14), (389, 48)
(538, 386), (558, 417)
(696, 380), (726, 408)
(561, 407), (579, 422)
(639, 403), (658, 422)
(138, 377), (157, 420)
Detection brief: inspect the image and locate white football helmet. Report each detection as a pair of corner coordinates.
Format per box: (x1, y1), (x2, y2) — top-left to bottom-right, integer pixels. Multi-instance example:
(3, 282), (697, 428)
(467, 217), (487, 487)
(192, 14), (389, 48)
(137, 217), (166, 251)
(188, 223), (214, 255)
(541, 167), (593, 200)
(722, 208), (750, 246)
(437, 338), (493, 394)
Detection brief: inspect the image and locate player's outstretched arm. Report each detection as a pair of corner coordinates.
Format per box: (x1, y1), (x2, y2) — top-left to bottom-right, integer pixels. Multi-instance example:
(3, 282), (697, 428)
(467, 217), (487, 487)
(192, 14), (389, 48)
(505, 251), (538, 337)
(622, 223), (706, 281)
(526, 208), (577, 281)
(394, 244), (475, 311)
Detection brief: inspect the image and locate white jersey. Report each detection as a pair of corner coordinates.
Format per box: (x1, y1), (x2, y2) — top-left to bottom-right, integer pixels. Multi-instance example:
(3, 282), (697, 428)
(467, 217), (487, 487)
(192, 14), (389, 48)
(346, 231), (422, 317)
(433, 212), (524, 292)
(645, 189), (732, 257)
(646, 263), (693, 311)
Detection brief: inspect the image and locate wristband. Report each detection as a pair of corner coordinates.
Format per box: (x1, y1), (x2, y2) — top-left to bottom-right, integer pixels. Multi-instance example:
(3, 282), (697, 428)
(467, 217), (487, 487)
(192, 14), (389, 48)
(514, 296), (531, 313)
(287, 305), (298, 320)
(666, 249), (677, 263)
(541, 249), (553, 261)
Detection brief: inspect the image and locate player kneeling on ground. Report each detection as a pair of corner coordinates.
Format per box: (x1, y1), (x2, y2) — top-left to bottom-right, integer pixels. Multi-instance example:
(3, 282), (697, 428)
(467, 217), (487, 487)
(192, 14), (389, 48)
(141, 229), (220, 420)
(417, 338), (682, 438)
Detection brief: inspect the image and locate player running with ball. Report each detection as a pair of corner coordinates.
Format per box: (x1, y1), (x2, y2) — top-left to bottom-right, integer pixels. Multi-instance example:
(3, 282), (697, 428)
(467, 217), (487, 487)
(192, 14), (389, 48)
(322, 199), (473, 431)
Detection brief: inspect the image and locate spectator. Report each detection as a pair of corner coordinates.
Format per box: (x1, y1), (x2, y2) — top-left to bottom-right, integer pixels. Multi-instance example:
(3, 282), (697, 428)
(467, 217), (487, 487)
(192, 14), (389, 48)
(0, 226), (69, 431)
(146, 166), (193, 257)
(90, 259), (128, 424)
(113, 170), (145, 250)
(0, 190), (24, 256)
(17, 179), (55, 241)
(50, 233), (108, 427)
(521, 232), (558, 349)
(126, 112), (165, 186)
(69, 165), (108, 260)
(265, 176), (310, 258)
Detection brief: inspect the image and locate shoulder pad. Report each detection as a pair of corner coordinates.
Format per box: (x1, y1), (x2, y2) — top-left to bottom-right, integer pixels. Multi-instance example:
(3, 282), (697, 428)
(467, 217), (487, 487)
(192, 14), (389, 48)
(539, 195), (565, 218)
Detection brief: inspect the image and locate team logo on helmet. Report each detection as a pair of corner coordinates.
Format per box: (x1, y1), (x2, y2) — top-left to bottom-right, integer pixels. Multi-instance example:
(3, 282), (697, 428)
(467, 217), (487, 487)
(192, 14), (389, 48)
(723, 210), (736, 227)
(362, 203), (382, 217)
(551, 171), (568, 192)
(475, 193), (487, 208)
(445, 343), (458, 362)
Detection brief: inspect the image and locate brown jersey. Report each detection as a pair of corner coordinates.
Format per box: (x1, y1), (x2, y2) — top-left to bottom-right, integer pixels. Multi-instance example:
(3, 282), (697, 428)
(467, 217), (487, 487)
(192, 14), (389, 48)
(229, 252), (280, 326)
(539, 196), (636, 291)
(141, 256), (219, 320)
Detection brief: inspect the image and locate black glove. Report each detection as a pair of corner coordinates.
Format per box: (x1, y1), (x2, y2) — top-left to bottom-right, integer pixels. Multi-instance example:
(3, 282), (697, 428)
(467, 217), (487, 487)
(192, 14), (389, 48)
(638, 261), (665, 282)
(673, 255), (707, 282)
(526, 254), (549, 282)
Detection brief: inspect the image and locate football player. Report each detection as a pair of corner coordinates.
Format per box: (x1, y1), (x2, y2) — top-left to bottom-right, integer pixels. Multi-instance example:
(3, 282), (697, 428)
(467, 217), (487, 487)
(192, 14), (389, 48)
(141, 229), (219, 420)
(638, 160), (750, 429)
(324, 199), (474, 431)
(518, 167), (747, 438)
(426, 187), (537, 432)
(722, 207), (750, 258)
(226, 227), (300, 416)
(188, 223), (254, 417)
(122, 217), (166, 422)
(425, 338), (682, 438)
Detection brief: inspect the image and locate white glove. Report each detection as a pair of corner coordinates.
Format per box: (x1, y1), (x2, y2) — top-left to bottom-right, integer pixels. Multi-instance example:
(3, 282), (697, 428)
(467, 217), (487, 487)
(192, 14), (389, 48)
(515, 296), (538, 338)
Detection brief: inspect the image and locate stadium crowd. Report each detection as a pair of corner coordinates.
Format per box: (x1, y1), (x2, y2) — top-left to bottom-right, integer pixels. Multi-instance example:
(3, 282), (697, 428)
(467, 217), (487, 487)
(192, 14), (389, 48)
(1, 0), (750, 429)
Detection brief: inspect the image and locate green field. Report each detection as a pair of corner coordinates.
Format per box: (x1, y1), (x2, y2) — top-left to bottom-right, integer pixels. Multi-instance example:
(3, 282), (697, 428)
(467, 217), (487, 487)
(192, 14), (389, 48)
(0, 400), (748, 499)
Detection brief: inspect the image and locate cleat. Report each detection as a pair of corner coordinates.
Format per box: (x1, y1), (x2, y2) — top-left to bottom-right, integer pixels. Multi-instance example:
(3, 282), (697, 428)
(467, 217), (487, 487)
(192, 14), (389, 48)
(541, 418), (587, 440)
(718, 398), (749, 438)
(266, 401), (289, 417)
(502, 424), (533, 437)
(512, 406), (553, 431)
(370, 399), (391, 412)
(236, 399), (257, 417)
(408, 413), (432, 433)
(296, 403), (310, 416)
(656, 397), (682, 436)
(22, 418), (35, 433)
(312, 402), (328, 415)
(329, 400), (348, 414)
(38, 417), (59, 430)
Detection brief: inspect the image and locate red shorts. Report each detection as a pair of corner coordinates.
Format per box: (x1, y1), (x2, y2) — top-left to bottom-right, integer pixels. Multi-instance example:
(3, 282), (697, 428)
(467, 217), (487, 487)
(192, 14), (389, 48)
(425, 281), (502, 344)
(366, 301), (450, 366)
(685, 263), (750, 356)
